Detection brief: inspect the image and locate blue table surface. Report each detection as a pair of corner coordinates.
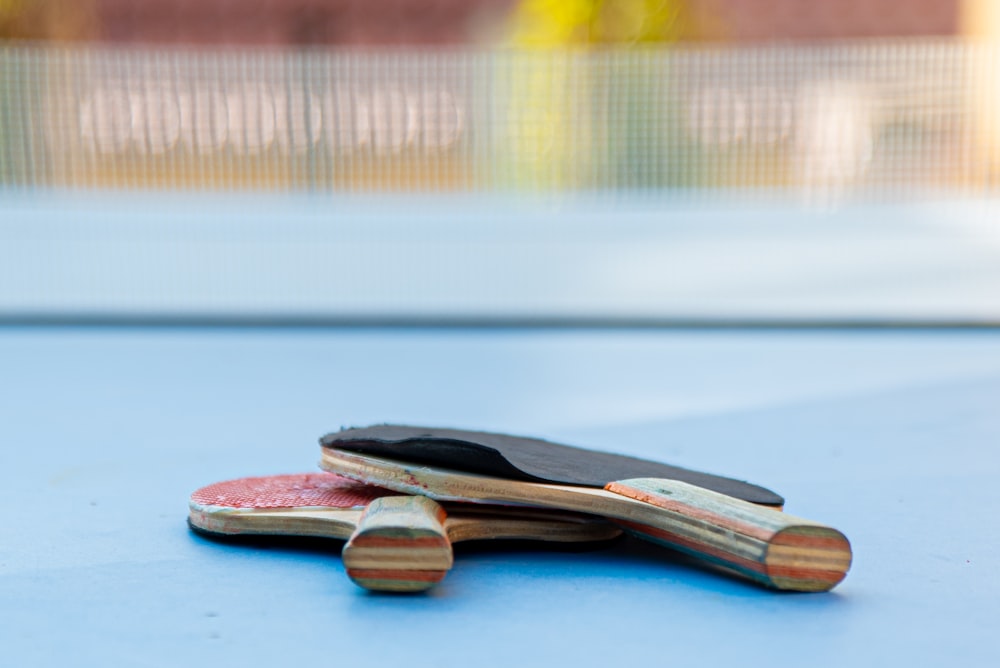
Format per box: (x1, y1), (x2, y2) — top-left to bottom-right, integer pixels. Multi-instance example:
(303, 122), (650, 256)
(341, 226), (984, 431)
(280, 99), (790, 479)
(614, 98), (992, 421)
(4, 192), (1000, 323)
(2, 327), (998, 667)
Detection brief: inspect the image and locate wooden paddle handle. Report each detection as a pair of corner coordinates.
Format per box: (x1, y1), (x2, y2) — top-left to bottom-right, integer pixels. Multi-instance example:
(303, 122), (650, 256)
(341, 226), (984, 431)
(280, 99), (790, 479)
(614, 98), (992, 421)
(341, 496), (454, 593)
(606, 478), (852, 592)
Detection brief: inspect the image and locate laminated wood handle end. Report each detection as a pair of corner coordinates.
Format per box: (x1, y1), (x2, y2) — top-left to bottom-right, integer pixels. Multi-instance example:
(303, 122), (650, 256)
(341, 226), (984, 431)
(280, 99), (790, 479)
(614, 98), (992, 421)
(342, 496), (453, 593)
(606, 478), (852, 592)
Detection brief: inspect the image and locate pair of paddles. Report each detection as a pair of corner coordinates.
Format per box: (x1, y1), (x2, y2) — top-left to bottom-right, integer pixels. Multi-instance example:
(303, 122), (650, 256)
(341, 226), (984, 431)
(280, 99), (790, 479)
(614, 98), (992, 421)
(190, 425), (851, 593)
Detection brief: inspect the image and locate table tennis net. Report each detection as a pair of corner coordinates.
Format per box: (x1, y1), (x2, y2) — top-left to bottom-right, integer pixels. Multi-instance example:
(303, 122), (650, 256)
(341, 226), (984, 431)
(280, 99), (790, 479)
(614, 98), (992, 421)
(2, 40), (1000, 200)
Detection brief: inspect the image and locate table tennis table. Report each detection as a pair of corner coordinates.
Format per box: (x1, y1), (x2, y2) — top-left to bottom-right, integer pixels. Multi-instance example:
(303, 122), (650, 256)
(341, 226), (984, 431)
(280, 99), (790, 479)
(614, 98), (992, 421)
(2, 190), (999, 667)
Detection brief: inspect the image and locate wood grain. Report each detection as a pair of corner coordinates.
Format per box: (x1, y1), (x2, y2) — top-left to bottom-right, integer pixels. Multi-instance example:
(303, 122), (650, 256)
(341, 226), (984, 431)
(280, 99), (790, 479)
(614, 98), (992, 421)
(320, 449), (852, 592)
(192, 483), (622, 593)
(608, 479), (851, 591)
(188, 506), (361, 539)
(342, 496), (453, 592)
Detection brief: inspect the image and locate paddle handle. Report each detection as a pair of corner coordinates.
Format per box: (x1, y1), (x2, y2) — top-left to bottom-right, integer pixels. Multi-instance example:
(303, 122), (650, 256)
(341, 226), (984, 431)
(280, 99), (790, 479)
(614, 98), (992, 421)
(342, 496), (454, 593)
(606, 478), (852, 591)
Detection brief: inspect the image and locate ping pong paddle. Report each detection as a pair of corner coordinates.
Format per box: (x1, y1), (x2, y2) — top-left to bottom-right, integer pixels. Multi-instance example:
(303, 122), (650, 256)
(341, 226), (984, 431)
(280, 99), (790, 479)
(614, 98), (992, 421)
(189, 472), (621, 592)
(319, 426), (852, 592)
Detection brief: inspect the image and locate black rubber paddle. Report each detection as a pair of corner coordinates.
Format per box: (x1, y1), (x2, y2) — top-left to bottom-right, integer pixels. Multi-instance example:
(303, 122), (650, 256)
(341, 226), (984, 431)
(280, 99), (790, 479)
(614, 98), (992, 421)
(319, 425), (853, 591)
(320, 425), (784, 506)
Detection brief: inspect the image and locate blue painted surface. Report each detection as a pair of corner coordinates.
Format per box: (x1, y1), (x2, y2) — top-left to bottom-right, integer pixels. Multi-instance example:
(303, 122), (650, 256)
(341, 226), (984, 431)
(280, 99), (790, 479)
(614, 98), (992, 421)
(2, 192), (999, 321)
(2, 328), (998, 667)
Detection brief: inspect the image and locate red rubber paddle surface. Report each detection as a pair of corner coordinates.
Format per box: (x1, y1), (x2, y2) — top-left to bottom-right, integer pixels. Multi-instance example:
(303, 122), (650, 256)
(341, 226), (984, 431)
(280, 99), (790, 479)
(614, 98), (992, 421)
(190, 473), (399, 510)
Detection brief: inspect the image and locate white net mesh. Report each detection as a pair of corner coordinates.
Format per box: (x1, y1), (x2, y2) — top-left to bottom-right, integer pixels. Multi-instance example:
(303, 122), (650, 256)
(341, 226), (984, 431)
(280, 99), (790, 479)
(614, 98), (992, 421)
(2, 40), (999, 202)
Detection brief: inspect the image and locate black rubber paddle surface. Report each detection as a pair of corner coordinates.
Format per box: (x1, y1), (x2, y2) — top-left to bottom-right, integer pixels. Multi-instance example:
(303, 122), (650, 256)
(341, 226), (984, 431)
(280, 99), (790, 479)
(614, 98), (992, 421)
(321, 425), (784, 507)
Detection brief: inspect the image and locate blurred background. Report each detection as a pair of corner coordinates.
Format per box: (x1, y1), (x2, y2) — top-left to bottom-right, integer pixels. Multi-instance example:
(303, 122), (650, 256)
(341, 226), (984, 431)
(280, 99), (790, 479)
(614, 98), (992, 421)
(2, 0), (999, 323)
(6, 6), (1000, 664)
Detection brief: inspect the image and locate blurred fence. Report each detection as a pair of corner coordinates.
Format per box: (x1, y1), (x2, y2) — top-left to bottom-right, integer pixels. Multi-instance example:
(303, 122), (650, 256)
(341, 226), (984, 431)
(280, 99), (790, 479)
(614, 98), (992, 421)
(2, 40), (1000, 198)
